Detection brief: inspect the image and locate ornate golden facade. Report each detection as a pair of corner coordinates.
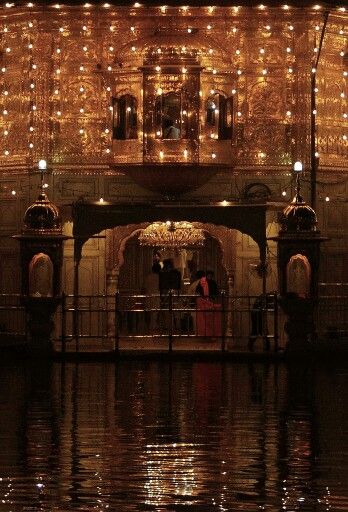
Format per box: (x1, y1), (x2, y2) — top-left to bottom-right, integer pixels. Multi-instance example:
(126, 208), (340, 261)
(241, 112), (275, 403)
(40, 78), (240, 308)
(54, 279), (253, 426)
(0, 2), (347, 294)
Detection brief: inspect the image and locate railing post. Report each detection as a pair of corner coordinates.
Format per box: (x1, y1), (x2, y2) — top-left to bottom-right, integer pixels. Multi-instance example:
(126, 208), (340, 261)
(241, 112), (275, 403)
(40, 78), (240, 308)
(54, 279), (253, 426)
(221, 290), (226, 352)
(115, 291), (120, 354)
(61, 292), (66, 355)
(168, 290), (173, 353)
(274, 292), (279, 353)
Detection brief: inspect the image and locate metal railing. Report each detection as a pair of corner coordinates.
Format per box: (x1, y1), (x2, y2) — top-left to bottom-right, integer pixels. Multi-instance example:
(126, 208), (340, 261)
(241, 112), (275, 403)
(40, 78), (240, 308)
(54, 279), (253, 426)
(55, 292), (280, 354)
(0, 294), (27, 343)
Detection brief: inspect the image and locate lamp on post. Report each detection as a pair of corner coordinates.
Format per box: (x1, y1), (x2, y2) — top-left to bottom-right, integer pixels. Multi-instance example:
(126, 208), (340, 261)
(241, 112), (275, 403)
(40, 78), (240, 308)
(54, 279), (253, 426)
(13, 159), (68, 353)
(293, 160), (303, 202)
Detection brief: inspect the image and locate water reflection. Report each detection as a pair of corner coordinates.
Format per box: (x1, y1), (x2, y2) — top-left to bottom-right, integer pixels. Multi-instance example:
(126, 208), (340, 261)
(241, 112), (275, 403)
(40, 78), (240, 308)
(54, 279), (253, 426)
(0, 359), (347, 510)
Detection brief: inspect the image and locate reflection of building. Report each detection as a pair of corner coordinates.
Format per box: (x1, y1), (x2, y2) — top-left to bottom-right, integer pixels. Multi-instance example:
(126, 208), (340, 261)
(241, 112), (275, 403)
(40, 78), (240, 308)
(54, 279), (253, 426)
(0, 2), (347, 303)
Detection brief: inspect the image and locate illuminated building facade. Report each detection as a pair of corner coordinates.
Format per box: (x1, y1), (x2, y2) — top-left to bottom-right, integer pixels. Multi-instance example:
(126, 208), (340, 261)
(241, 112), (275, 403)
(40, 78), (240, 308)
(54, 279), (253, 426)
(0, 1), (347, 299)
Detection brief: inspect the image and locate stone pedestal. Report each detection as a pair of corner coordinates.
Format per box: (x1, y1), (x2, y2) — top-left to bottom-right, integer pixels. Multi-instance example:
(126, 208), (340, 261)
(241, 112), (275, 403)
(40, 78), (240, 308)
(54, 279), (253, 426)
(279, 295), (315, 353)
(22, 296), (62, 353)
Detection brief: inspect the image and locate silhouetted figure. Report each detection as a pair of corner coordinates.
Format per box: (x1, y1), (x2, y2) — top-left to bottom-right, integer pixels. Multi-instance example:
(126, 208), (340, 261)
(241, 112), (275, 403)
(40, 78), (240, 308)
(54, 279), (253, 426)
(162, 117), (180, 139)
(159, 259), (181, 294)
(196, 270), (219, 300)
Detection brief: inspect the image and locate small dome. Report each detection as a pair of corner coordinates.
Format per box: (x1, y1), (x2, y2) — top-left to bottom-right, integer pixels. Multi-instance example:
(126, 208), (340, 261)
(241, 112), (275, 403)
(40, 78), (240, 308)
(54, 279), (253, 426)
(23, 191), (61, 233)
(281, 192), (317, 232)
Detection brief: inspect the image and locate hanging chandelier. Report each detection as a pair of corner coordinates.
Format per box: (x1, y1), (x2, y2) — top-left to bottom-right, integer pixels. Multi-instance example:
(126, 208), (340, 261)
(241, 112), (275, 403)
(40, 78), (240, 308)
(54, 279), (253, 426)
(139, 221), (205, 249)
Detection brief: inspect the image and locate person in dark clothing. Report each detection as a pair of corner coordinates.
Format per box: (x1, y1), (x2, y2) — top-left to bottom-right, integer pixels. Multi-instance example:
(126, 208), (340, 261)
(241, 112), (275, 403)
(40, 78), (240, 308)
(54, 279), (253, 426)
(196, 270), (219, 300)
(159, 258), (181, 294)
(248, 294), (274, 351)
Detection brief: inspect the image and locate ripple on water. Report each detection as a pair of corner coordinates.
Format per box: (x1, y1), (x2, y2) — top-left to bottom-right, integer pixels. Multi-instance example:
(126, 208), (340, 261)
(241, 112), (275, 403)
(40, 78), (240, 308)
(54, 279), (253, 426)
(0, 360), (347, 511)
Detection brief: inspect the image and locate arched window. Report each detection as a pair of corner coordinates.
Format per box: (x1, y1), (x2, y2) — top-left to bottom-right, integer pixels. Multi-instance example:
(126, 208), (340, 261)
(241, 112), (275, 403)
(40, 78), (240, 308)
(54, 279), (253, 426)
(29, 253), (54, 297)
(155, 92), (186, 139)
(206, 93), (233, 140)
(112, 94), (137, 140)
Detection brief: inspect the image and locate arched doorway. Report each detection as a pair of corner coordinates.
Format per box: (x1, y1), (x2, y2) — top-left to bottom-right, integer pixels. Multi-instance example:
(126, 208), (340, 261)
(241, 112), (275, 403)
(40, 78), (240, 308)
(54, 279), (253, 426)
(117, 231), (229, 295)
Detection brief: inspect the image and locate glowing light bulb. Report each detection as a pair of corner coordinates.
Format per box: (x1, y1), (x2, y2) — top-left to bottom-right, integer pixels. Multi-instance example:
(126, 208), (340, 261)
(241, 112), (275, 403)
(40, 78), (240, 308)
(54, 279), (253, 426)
(83, 25), (87, 31)
(4, 150), (9, 155)
(159, 150), (164, 159)
(289, 25), (294, 31)
(282, 190), (287, 196)
(28, 43), (33, 49)
(80, 108), (84, 113)
(187, 28), (192, 33)
(131, 46), (136, 51)
(107, 65), (112, 71)
(105, 128), (109, 134)
(3, 130), (8, 135)
(83, 46), (88, 52)
(3, 109), (8, 115)
(29, 143), (34, 148)
(11, 190), (16, 195)
(155, 65), (161, 72)
(29, 126), (34, 131)
(106, 86), (111, 92)
(130, 26), (135, 32)
(157, 88), (162, 95)
(262, 68), (267, 75)
(237, 69), (242, 75)
(231, 88), (236, 94)
(183, 149), (188, 158)
(109, 46), (114, 52)
(260, 47), (265, 54)
(3, 90), (8, 96)
(286, 110), (291, 116)
(32, 64), (37, 69)
(57, 110), (61, 116)
(56, 48), (61, 53)
(235, 49), (240, 55)
(325, 196), (330, 202)
(80, 86), (84, 92)
(79, 128), (84, 134)
(211, 153), (216, 159)
(286, 47), (291, 53)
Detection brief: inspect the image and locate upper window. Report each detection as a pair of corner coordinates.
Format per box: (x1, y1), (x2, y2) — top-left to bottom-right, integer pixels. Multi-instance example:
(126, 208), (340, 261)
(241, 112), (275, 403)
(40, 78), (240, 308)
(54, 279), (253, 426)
(206, 93), (233, 140)
(155, 91), (188, 139)
(112, 94), (138, 140)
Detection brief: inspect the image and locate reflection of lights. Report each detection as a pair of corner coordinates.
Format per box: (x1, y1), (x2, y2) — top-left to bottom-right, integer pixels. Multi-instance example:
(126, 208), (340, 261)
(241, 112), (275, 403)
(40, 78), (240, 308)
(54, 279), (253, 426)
(143, 443), (205, 506)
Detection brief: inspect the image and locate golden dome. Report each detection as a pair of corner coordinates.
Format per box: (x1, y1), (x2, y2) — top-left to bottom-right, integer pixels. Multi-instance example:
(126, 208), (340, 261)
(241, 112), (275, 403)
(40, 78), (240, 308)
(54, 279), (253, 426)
(281, 192), (317, 233)
(23, 191), (61, 234)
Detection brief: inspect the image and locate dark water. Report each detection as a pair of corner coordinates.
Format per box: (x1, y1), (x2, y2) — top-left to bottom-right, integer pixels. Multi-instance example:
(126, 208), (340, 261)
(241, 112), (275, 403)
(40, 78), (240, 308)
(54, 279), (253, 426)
(0, 359), (347, 511)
